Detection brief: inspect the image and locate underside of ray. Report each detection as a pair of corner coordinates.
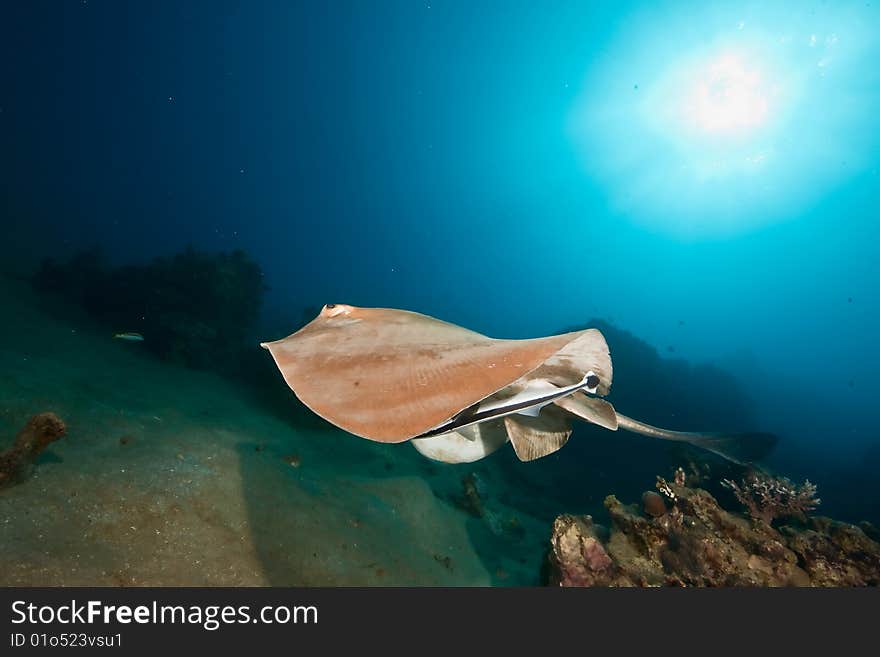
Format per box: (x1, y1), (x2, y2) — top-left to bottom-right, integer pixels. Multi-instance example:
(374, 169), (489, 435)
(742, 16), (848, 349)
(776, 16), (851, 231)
(261, 305), (608, 443)
(410, 420), (509, 464)
(504, 405), (572, 462)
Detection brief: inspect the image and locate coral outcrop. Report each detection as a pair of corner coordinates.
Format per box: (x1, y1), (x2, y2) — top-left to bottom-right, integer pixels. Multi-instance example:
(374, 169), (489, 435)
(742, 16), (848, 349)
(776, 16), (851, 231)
(547, 472), (880, 587)
(0, 413), (67, 488)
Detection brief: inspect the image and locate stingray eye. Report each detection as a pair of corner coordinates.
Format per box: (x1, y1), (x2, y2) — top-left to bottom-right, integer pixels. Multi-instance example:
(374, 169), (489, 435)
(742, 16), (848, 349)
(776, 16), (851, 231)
(586, 374), (600, 389)
(323, 303), (350, 318)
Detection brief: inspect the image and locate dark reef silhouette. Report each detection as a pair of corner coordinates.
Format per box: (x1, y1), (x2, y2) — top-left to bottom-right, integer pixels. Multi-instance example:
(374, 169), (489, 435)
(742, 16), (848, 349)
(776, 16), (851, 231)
(33, 247), (266, 372)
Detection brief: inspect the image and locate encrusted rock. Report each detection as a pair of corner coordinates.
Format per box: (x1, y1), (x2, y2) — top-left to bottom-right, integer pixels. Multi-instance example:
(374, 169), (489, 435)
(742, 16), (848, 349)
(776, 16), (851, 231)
(548, 515), (620, 586)
(0, 413), (67, 488)
(642, 491), (667, 518)
(547, 477), (880, 587)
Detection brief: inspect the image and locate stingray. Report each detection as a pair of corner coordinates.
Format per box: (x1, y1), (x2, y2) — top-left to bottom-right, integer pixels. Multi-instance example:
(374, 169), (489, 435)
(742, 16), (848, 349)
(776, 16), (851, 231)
(261, 304), (776, 465)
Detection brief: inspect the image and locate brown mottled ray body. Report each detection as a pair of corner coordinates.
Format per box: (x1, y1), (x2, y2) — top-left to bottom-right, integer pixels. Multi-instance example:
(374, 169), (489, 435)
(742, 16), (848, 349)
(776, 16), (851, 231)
(262, 304), (776, 465)
(261, 304), (610, 443)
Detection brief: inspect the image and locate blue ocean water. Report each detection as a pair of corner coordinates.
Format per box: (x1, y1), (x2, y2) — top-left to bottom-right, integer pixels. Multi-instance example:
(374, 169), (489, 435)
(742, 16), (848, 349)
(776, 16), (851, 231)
(1, 1), (878, 582)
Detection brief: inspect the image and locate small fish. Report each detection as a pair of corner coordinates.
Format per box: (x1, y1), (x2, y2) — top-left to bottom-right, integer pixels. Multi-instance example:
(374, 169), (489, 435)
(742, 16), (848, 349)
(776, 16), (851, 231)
(113, 332), (144, 342)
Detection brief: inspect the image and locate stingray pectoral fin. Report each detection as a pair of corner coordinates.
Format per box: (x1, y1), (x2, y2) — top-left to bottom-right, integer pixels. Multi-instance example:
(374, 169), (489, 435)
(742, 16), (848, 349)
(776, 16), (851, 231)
(529, 328), (613, 395)
(615, 413), (778, 465)
(504, 405), (572, 462)
(553, 391), (619, 430)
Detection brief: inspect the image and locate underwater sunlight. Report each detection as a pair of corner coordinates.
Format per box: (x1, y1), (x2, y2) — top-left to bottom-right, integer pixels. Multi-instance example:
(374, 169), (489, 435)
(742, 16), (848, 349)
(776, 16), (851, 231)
(570, 1), (880, 237)
(682, 52), (771, 136)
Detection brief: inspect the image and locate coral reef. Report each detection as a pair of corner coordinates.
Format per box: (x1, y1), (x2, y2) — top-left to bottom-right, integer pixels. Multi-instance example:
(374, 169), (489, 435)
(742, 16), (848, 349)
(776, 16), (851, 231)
(547, 471), (879, 587)
(33, 247), (266, 371)
(0, 413), (67, 488)
(721, 473), (820, 525)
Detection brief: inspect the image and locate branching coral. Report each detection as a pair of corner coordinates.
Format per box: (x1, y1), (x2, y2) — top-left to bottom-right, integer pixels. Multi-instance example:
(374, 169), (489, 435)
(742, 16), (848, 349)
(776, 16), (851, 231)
(721, 473), (820, 524)
(547, 475), (878, 587)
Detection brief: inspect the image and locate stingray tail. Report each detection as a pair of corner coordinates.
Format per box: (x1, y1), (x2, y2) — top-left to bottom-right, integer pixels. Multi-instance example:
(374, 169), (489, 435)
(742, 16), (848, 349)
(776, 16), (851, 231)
(615, 413), (777, 465)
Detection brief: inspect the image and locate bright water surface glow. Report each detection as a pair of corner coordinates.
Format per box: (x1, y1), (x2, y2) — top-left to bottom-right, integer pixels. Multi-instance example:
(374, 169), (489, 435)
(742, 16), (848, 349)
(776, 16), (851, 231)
(570, 2), (879, 238)
(683, 53), (770, 135)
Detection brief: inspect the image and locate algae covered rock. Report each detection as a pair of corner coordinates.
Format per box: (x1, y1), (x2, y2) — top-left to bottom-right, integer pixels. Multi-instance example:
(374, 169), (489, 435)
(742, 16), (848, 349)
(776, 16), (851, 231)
(548, 514), (619, 587)
(547, 475), (880, 587)
(0, 413), (67, 488)
(781, 518), (880, 586)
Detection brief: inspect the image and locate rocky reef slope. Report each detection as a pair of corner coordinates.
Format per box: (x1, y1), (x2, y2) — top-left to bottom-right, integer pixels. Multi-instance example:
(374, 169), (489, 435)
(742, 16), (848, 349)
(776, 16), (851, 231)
(548, 473), (880, 587)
